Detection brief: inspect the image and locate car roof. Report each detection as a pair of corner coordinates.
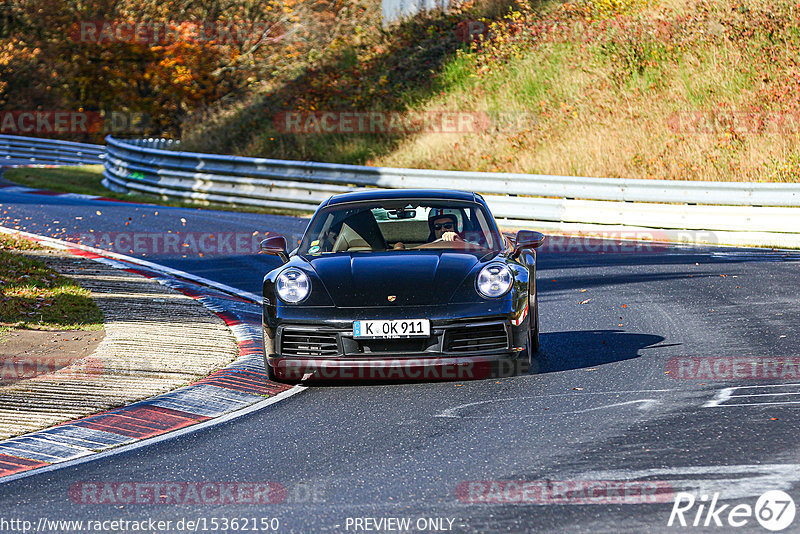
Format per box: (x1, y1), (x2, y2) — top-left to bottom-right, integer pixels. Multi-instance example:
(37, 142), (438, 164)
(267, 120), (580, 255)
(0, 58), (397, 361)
(325, 188), (478, 206)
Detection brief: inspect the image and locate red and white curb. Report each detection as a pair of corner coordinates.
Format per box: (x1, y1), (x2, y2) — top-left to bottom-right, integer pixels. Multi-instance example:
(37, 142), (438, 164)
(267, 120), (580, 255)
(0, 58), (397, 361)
(0, 226), (305, 483)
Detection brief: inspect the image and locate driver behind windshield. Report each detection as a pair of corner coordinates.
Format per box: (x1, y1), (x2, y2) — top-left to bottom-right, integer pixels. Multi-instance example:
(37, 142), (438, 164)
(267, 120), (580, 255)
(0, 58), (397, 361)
(428, 213), (463, 242)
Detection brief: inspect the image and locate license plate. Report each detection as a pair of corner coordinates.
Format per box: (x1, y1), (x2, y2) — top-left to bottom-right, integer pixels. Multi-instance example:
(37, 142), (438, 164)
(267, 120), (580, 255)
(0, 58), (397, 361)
(353, 319), (430, 339)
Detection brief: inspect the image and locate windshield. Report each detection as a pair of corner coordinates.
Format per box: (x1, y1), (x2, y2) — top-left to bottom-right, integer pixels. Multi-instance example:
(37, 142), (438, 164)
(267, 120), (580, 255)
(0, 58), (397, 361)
(298, 199), (502, 256)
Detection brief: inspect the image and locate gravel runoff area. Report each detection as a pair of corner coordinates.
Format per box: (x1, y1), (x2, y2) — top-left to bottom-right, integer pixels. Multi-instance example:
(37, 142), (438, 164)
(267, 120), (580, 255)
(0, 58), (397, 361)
(0, 246), (240, 439)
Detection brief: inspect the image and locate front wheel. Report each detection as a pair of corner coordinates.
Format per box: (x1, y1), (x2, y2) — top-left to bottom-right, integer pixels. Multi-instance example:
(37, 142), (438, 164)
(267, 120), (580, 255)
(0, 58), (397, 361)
(530, 292), (540, 357)
(521, 293), (539, 372)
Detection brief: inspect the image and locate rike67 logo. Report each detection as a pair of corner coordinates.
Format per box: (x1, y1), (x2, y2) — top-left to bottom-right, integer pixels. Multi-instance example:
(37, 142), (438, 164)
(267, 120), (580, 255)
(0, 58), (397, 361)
(668, 490), (796, 531)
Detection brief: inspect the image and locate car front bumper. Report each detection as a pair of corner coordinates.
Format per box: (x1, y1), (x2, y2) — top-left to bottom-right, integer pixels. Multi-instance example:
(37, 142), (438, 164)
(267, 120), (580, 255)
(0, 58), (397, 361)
(264, 314), (530, 381)
(266, 352), (526, 381)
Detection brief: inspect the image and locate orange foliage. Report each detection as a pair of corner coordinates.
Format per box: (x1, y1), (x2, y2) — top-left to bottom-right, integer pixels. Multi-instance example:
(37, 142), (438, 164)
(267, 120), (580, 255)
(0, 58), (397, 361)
(0, 0), (297, 140)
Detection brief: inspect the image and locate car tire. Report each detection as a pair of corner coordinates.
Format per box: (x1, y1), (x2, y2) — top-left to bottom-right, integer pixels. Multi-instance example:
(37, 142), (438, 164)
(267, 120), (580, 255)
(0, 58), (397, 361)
(523, 292), (540, 372)
(530, 292), (540, 356)
(263, 329), (279, 382)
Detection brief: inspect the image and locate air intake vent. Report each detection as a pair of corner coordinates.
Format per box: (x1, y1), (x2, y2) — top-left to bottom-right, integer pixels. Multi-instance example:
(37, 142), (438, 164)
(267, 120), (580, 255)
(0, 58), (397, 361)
(280, 329), (339, 356)
(444, 323), (508, 353)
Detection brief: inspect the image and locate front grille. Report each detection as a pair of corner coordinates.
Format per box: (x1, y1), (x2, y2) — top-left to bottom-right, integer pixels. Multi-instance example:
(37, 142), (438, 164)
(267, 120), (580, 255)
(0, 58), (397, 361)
(356, 338), (433, 354)
(280, 329), (339, 356)
(444, 323), (509, 353)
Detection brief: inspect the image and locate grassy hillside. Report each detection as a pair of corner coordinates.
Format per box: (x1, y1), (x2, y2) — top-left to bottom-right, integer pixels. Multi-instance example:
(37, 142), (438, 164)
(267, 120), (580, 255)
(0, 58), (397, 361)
(181, 0), (800, 182)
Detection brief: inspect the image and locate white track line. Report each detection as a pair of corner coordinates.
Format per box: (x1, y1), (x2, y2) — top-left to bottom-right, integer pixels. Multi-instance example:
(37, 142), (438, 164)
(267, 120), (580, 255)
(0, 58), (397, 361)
(728, 392), (800, 398)
(703, 384), (800, 407)
(436, 390), (673, 418)
(710, 401), (800, 407)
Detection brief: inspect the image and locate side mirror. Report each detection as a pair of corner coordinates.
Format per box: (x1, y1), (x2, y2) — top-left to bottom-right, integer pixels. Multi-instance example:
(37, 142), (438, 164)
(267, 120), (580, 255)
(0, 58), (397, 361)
(513, 230), (545, 257)
(260, 236), (289, 263)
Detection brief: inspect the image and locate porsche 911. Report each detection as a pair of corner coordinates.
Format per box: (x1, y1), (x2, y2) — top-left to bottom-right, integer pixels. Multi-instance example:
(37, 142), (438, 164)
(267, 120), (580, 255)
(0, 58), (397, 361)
(260, 189), (544, 382)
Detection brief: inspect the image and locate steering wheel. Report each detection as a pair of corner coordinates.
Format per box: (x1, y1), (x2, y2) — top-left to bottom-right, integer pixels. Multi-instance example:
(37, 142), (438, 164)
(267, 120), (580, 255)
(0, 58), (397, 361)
(414, 238), (475, 250)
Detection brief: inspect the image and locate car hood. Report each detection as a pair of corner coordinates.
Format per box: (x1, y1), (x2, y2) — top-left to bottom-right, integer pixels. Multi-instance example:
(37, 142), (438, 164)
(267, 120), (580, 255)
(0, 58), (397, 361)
(305, 251), (483, 307)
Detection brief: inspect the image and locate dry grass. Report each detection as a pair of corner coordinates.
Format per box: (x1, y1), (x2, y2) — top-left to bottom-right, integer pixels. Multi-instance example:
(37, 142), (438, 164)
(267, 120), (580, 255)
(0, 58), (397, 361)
(370, 1), (800, 181)
(179, 0), (800, 182)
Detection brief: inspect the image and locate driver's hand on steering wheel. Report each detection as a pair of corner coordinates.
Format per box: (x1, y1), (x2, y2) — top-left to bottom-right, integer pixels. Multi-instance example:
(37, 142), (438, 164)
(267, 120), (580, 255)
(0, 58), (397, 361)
(440, 231), (463, 242)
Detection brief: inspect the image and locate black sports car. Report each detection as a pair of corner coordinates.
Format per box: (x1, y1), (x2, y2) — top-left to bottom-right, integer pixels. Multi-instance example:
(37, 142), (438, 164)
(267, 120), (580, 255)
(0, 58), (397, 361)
(261, 189), (544, 382)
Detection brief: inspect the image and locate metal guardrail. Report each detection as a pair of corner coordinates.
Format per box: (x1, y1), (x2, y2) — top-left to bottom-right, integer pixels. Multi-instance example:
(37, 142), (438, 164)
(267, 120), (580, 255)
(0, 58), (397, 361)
(0, 134), (104, 166)
(102, 136), (800, 235)
(2, 134), (798, 241)
(102, 136), (354, 211)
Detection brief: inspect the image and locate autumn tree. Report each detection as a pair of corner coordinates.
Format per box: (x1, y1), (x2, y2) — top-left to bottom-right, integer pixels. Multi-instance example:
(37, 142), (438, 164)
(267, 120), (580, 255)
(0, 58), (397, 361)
(0, 0), (298, 140)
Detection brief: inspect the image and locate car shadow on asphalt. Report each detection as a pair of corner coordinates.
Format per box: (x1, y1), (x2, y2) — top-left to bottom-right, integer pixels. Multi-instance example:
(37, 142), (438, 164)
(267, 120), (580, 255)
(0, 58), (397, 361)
(533, 329), (665, 374)
(284, 330), (667, 387)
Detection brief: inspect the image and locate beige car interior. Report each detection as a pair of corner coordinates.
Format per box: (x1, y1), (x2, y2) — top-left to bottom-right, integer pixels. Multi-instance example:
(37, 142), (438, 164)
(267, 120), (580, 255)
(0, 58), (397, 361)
(322, 207), (486, 253)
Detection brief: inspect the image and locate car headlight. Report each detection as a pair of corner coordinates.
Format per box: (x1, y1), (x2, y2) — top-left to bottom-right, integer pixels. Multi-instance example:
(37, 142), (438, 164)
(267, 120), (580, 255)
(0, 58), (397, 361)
(276, 268), (310, 303)
(476, 264), (513, 298)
